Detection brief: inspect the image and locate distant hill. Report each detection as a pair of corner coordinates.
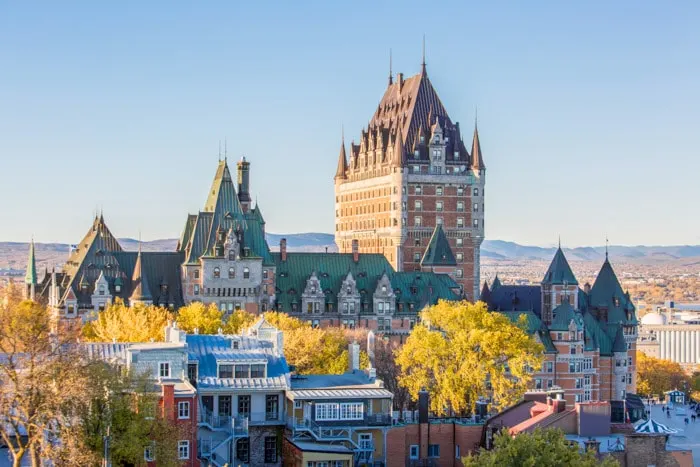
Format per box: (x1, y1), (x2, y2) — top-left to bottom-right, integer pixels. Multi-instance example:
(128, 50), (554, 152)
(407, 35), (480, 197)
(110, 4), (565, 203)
(2, 234), (700, 274)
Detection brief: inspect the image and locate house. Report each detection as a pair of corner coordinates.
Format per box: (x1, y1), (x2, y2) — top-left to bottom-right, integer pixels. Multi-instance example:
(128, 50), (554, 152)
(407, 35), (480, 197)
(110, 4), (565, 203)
(186, 318), (290, 466)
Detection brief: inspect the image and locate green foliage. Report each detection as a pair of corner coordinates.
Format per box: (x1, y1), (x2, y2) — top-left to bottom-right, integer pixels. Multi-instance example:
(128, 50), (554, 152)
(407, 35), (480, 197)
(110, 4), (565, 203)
(463, 428), (619, 467)
(396, 300), (544, 413)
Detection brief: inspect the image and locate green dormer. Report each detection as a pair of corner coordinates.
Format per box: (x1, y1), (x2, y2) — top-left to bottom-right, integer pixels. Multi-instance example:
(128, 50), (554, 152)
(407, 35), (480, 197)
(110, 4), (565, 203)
(420, 224), (456, 267)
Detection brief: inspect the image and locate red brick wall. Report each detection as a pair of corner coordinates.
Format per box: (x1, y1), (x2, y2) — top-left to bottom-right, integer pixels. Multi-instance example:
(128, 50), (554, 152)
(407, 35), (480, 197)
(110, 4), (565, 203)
(386, 423), (482, 467)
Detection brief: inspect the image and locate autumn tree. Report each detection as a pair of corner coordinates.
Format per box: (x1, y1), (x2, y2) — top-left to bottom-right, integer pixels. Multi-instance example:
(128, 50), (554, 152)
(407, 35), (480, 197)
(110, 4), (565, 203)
(374, 337), (410, 410)
(0, 298), (93, 467)
(396, 301), (543, 414)
(463, 428), (619, 467)
(223, 309), (258, 334)
(176, 301), (224, 334)
(82, 298), (173, 342)
(636, 352), (690, 399)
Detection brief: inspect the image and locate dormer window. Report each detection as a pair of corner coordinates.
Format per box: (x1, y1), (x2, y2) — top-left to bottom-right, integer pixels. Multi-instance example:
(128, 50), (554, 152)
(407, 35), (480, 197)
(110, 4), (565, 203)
(99, 286), (105, 295)
(213, 267), (220, 278)
(382, 285), (387, 293)
(414, 150), (419, 158)
(161, 284), (168, 294)
(229, 250), (235, 261)
(420, 135), (425, 143)
(454, 151), (459, 159)
(115, 284), (121, 293)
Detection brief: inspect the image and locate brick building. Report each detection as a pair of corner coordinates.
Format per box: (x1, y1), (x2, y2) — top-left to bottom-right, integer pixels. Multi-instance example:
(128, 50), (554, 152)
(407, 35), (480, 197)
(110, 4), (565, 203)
(334, 63), (485, 300)
(482, 247), (638, 412)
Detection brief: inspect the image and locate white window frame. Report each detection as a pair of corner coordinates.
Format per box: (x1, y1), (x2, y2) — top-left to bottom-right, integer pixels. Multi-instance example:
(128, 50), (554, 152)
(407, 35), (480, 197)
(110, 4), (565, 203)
(178, 440), (190, 460)
(409, 445), (419, 459)
(294, 400), (302, 409)
(144, 444), (154, 462)
(178, 401), (190, 419)
(159, 362), (171, 378)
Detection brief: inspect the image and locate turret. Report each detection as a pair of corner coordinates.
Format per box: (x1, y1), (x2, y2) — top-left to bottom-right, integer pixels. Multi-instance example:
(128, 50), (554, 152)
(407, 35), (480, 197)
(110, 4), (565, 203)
(129, 246), (152, 306)
(24, 238), (37, 301)
(471, 121), (485, 172)
(335, 138), (348, 180)
(237, 157), (251, 213)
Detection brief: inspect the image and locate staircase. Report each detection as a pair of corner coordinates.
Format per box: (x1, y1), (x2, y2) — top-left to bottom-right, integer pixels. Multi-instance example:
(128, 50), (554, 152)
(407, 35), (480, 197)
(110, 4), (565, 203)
(288, 417), (375, 464)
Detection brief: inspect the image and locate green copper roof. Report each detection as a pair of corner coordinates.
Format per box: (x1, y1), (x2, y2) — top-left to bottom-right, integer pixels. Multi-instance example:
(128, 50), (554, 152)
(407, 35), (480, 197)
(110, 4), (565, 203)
(25, 239), (37, 285)
(542, 248), (578, 285)
(589, 258), (637, 325)
(549, 302), (582, 331)
(421, 224), (456, 267)
(491, 275), (501, 290)
(499, 310), (556, 353)
(582, 312), (614, 355)
(611, 324), (627, 353)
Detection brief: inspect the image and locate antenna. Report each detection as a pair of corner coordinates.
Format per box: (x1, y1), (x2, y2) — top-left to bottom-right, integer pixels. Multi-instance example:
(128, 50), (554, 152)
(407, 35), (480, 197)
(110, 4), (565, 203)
(224, 138), (228, 161)
(388, 49), (393, 85)
(421, 35), (426, 72)
(605, 236), (609, 260)
(218, 140), (221, 162)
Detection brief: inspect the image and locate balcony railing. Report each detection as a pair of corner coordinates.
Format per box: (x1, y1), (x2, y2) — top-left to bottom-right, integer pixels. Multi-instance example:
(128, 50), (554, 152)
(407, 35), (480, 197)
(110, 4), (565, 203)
(198, 410), (249, 436)
(248, 411), (283, 425)
(366, 413), (392, 426)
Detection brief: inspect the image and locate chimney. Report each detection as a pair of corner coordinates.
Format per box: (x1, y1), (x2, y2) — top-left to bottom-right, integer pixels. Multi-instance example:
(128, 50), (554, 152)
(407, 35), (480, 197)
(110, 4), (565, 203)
(352, 239), (359, 263)
(162, 383), (175, 422)
(367, 330), (375, 367)
(418, 389), (429, 424)
(398, 73), (404, 92)
(273, 330), (284, 357)
(280, 238), (287, 262)
(237, 157), (251, 213)
(348, 341), (360, 371)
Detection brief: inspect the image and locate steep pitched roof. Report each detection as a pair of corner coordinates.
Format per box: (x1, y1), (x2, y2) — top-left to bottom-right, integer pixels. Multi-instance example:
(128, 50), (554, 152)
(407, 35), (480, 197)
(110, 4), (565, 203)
(335, 140), (348, 179)
(112, 251), (185, 308)
(129, 248), (152, 302)
(491, 274), (502, 290)
(500, 311), (556, 352)
(542, 248), (578, 285)
(488, 285), (542, 314)
(549, 302), (582, 331)
(471, 123), (485, 170)
(420, 224), (456, 267)
(25, 239), (37, 285)
(480, 281), (491, 303)
(589, 258), (636, 325)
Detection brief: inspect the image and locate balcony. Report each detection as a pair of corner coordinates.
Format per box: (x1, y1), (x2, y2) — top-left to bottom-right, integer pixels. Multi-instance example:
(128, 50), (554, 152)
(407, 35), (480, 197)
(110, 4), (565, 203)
(366, 413), (392, 426)
(247, 411), (284, 426)
(198, 410), (249, 437)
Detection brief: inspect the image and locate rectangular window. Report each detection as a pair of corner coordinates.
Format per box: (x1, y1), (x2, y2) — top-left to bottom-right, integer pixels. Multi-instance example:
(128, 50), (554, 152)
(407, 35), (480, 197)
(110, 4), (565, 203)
(409, 445), (419, 459)
(238, 395), (250, 417)
(547, 379), (553, 389)
(187, 363), (198, 385)
(456, 269), (463, 278)
(412, 165), (420, 173)
(570, 345), (576, 355)
(414, 216), (422, 227)
(144, 445), (154, 462)
(266, 395), (279, 420)
(193, 284), (199, 295)
(473, 203), (479, 212)
(415, 200), (422, 211)
(456, 252), (463, 261)
(584, 375), (591, 386)
(235, 365), (250, 379)
(473, 219), (479, 227)
(251, 364), (265, 378)
(473, 187), (479, 196)
(178, 440), (190, 460)
(428, 444), (440, 458)
(535, 378), (542, 389)
(576, 378), (583, 389)
(436, 186), (443, 196)
(219, 395), (232, 416)
(457, 218), (464, 228)
(415, 186), (422, 195)
(457, 201), (464, 212)
(436, 217), (443, 225)
(264, 436), (277, 463)
(159, 362), (170, 378)
(546, 361), (554, 373)
(456, 238), (463, 247)
(178, 401), (190, 419)
(457, 187), (464, 195)
(218, 364), (234, 379)
(436, 201), (443, 212)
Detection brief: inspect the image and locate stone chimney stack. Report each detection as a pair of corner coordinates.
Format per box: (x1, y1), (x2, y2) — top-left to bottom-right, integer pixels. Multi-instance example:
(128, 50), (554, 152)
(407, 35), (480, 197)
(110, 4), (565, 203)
(352, 239), (359, 263)
(367, 330), (375, 367)
(348, 341), (360, 371)
(280, 238), (287, 262)
(237, 157), (251, 213)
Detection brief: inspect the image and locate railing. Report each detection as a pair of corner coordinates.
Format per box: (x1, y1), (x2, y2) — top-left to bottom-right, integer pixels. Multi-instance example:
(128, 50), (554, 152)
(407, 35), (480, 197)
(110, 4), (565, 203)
(287, 417), (352, 441)
(198, 411), (249, 436)
(366, 413), (392, 426)
(198, 438), (212, 457)
(248, 411), (283, 425)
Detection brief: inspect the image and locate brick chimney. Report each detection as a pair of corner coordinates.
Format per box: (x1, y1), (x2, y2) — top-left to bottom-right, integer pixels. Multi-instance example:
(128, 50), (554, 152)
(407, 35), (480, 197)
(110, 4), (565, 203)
(280, 238), (287, 262)
(352, 239), (359, 263)
(418, 389), (429, 460)
(161, 383), (175, 422)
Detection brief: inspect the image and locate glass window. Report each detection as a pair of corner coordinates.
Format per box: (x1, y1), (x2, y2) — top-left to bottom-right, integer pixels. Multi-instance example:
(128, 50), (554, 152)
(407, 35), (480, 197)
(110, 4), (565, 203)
(243, 267), (250, 279)
(187, 363), (197, 385)
(457, 201), (464, 212)
(436, 217), (443, 225)
(213, 267), (220, 278)
(266, 395), (279, 420)
(457, 187), (464, 195)
(436, 201), (443, 212)
(428, 444), (440, 458)
(218, 364), (233, 379)
(228, 267), (235, 279)
(436, 186), (443, 196)
(238, 395), (250, 417)
(178, 441), (190, 460)
(457, 218), (464, 228)
(410, 445), (419, 459)
(218, 395), (232, 416)
(413, 252), (420, 262)
(159, 362), (170, 378)
(415, 186), (422, 195)
(456, 269), (463, 278)
(235, 365), (250, 378)
(264, 436), (277, 463)
(415, 200), (422, 211)
(473, 203), (479, 212)
(193, 269), (200, 279)
(456, 252), (464, 261)
(414, 216), (422, 227)
(473, 219), (479, 227)
(144, 445), (154, 462)
(263, 269), (269, 279)
(456, 238), (463, 247)
(251, 364), (265, 378)
(236, 438), (249, 463)
(473, 187), (479, 196)
(193, 284), (199, 295)
(178, 401), (190, 419)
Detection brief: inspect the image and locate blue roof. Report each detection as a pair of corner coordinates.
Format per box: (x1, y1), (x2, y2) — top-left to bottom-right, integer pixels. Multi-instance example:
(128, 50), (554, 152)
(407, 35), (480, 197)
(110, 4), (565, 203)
(488, 285), (542, 314)
(186, 334), (290, 390)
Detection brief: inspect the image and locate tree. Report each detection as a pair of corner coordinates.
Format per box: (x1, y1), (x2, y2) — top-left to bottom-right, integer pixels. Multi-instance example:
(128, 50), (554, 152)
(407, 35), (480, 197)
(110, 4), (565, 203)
(176, 302), (224, 334)
(0, 298), (92, 467)
(223, 309), (258, 334)
(82, 299), (173, 342)
(463, 428), (619, 467)
(374, 337), (410, 410)
(636, 352), (690, 399)
(395, 301), (543, 414)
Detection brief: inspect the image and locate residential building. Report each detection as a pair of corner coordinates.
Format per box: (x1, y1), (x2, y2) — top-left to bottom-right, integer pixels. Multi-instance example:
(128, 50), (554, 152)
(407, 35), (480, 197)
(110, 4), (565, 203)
(334, 62), (485, 301)
(284, 340), (394, 466)
(481, 247), (638, 412)
(85, 323), (199, 467)
(187, 317), (290, 466)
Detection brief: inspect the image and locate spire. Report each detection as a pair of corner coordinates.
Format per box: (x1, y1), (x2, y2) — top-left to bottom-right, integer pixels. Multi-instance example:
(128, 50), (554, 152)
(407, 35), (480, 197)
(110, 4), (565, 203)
(129, 246), (152, 303)
(335, 130), (348, 180)
(470, 117), (485, 171)
(391, 126), (405, 167)
(543, 247), (578, 285)
(605, 236), (609, 261)
(25, 238), (37, 286)
(388, 49), (393, 85)
(480, 280), (491, 304)
(491, 274), (502, 290)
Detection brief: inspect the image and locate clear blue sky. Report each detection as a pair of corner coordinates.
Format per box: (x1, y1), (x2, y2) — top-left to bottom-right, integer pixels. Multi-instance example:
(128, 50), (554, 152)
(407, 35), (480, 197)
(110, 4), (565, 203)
(1, 1), (699, 247)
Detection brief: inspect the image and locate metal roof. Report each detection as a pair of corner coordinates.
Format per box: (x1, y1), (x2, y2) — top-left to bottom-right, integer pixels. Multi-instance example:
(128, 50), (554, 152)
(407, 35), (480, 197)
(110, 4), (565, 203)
(288, 388), (393, 400)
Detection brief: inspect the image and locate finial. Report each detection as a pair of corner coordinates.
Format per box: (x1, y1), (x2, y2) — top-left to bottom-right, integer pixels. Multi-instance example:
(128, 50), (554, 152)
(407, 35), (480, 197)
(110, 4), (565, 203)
(138, 231), (142, 254)
(388, 49), (393, 85)
(421, 35), (426, 73)
(605, 236), (609, 260)
(224, 138), (228, 161)
(475, 106), (478, 130)
(342, 124), (345, 143)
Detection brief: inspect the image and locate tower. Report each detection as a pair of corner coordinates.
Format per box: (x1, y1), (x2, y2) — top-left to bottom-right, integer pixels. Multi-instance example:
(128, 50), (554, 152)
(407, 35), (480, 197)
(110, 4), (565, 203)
(237, 157), (251, 213)
(334, 62), (486, 299)
(24, 238), (37, 301)
(541, 246), (579, 325)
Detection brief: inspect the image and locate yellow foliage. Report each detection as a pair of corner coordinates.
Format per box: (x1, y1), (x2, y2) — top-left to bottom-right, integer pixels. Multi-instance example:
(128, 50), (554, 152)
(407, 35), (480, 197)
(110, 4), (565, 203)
(223, 310), (258, 334)
(395, 300), (544, 413)
(636, 351), (690, 398)
(176, 302), (224, 334)
(82, 299), (173, 342)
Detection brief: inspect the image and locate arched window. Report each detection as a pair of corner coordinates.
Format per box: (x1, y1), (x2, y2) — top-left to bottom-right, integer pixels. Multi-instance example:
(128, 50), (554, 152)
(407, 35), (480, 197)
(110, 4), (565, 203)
(243, 267), (250, 279)
(213, 267), (220, 278)
(229, 267), (235, 279)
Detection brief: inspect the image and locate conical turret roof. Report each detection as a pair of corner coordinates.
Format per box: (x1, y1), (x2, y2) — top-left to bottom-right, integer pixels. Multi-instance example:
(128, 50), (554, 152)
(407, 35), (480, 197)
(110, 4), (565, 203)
(471, 123), (485, 170)
(129, 247), (152, 302)
(542, 248), (578, 285)
(335, 139), (348, 179)
(25, 239), (37, 285)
